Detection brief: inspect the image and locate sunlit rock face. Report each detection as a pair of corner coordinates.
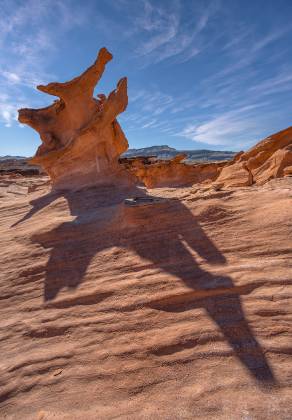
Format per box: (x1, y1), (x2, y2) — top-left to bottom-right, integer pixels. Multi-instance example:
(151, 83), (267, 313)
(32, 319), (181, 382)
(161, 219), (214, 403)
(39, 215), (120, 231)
(120, 155), (228, 188)
(18, 48), (134, 190)
(215, 126), (292, 188)
(120, 126), (292, 189)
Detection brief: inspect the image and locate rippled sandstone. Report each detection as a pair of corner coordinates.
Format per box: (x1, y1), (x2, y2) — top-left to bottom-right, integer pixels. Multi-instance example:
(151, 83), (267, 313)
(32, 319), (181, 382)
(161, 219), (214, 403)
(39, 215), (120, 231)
(1, 174), (292, 418)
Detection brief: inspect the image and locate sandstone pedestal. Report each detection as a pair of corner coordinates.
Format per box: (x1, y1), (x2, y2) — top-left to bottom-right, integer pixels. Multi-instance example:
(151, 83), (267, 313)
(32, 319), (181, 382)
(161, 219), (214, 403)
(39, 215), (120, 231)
(18, 48), (134, 190)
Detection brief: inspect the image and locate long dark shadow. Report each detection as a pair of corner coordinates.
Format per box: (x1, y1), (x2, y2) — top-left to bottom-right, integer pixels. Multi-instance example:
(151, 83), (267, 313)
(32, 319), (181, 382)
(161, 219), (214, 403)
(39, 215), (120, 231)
(13, 186), (277, 385)
(29, 185), (132, 300)
(128, 199), (276, 386)
(11, 191), (59, 227)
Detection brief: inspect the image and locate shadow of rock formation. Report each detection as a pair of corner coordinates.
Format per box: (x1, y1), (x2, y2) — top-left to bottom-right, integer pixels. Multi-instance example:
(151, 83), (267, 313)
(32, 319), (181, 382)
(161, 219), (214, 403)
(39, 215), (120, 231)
(14, 185), (277, 387)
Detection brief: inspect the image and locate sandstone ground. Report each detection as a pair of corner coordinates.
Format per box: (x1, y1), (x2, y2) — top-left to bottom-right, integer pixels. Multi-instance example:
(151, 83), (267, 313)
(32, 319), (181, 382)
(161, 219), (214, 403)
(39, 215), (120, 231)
(0, 175), (292, 419)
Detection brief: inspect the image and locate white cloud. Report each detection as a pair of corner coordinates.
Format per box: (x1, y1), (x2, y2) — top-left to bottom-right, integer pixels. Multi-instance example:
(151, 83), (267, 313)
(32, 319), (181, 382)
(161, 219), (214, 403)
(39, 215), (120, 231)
(141, 119), (158, 129)
(2, 72), (21, 84)
(124, 87), (175, 133)
(215, 27), (292, 80)
(179, 104), (270, 146)
(138, 14), (179, 55)
(0, 101), (18, 127)
(252, 28), (290, 52)
(133, 0), (218, 64)
(248, 71), (292, 96)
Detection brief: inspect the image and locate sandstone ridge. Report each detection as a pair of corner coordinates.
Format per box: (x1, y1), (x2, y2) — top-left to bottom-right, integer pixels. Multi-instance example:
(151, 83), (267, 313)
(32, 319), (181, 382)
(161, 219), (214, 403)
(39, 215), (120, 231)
(215, 126), (292, 187)
(120, 155), (228, 188)
(121, 127), (292, 189)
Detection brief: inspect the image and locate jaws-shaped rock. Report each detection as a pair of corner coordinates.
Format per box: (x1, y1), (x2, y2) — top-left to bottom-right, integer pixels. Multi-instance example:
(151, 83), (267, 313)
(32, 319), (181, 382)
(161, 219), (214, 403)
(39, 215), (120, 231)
(18, 48), (134, 190)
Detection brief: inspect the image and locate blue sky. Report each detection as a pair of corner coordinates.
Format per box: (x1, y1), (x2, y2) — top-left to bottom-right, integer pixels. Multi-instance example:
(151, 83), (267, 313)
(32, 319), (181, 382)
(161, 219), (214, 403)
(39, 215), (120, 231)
(1, 0), (292, 156)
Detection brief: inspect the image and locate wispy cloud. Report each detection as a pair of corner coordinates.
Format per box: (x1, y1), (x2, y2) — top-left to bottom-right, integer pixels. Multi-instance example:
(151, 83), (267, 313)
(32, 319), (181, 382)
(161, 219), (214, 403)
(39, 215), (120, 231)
(137, 12), (179, 55)
(132, 0), (219, 64)
(213, 27), (292, 80)
(248, 70), (292, 96)
(252, 27), (290, 52)
(121, 87), (177, 134)
(179, 103), (273, 147)
(116, 2), (292, 149)
(0, 93), (26, 127)
(0, 0), (91, 128)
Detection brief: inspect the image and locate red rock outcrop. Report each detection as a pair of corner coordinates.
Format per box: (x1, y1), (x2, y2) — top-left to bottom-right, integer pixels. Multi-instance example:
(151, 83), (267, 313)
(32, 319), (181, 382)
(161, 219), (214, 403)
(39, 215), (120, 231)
(284, 165), (292, 176)
(215, 126), (292, 187)
(18, 48), (134, 190)
(120, 127), (292, 189)
(120, 155), (228, 188)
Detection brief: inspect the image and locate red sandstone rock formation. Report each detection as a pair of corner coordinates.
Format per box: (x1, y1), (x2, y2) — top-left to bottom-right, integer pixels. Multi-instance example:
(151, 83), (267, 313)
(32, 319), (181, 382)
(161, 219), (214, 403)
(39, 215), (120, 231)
(121, 127), (292, 189)
(215, 126), (292, 187)
(121, 155), (228, 188)
(18, 48), (133, 190)
(284, 165), (292, 176)
(17, 46), (292, 192)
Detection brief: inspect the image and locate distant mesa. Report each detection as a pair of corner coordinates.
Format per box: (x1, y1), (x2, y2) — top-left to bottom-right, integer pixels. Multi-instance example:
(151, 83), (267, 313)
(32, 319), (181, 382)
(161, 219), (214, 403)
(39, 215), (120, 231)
(123, 146), (236, 162)
(0, 155), (27, 161)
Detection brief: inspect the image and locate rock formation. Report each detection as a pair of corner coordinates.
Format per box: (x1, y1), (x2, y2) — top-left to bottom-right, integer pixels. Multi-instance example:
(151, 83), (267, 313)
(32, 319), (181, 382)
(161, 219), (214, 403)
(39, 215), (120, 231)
(118, 126), (292, 189)
(120, 127), (292, 189)
(120, 154), (227, 188)
(215, 126), (292, 187)
(18, 48), (133, 190)
(17, 46), (292, 192)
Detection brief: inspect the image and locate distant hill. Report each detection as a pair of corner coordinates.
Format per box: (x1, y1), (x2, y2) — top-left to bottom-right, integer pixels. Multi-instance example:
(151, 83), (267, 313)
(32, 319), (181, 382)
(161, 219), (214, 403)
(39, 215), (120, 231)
(123, 145), (176, 157)
(0, 155), (27, 161)
(0, 156), (42, 176)
(123, 145), (236, 162)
